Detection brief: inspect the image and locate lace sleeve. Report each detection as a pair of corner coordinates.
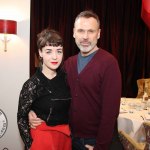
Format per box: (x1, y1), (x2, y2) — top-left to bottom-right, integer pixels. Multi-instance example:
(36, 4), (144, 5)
(17, 80), (37, 150)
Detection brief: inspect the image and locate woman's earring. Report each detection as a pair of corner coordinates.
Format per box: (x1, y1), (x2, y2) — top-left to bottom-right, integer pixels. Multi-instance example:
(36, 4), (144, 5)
(39, 56), (43, 60)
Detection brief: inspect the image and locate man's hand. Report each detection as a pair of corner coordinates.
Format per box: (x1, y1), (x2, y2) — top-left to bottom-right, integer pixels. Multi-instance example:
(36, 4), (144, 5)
(85, 145), (94, 150)
(28, 110), (44, 129)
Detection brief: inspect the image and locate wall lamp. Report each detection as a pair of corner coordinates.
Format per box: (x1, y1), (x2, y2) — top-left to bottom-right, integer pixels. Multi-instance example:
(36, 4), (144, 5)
(0, 19), (17, 52)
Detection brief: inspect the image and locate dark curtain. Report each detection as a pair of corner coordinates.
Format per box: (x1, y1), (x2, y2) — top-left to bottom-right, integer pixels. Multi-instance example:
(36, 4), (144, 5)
(30, 0), (150, 97)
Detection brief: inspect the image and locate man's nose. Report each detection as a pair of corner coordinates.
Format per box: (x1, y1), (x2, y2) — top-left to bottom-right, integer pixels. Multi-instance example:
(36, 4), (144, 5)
(83, 32), (88, 39)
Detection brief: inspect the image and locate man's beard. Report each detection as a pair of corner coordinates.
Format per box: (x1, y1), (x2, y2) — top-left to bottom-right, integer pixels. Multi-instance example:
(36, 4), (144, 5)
(76, 41), (97, 54)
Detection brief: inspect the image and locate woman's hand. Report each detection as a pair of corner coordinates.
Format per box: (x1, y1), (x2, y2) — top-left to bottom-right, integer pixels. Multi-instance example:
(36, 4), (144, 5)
(85, 144), (94, 150)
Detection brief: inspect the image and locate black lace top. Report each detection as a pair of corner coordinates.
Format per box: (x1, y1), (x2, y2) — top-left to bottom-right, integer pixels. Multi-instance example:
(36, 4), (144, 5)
(17, 68), (71, 150)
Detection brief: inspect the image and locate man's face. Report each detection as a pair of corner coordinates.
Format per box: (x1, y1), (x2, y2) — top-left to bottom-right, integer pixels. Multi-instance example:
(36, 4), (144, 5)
(73, 17), (100, 56)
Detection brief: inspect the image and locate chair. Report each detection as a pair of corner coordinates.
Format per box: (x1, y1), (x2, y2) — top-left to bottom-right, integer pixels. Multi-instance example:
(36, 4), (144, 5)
(136, 78), (150, 98)
(143, 122), (150, 150)
(118, 130), (146, 150)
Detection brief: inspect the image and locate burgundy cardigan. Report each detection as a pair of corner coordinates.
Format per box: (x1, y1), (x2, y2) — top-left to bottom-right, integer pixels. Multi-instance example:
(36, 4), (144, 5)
(64, 48), (122, 150)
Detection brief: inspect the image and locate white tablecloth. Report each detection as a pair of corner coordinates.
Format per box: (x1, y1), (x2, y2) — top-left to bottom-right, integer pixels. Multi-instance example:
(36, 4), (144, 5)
(118, 98), (150, 142)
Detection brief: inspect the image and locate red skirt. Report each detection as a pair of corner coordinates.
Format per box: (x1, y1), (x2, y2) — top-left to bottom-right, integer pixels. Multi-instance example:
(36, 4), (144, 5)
(30, 122), (71, 150)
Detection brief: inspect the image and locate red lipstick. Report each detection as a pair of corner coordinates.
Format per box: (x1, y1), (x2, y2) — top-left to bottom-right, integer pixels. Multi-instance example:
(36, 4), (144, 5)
(51, 62), (58, 65)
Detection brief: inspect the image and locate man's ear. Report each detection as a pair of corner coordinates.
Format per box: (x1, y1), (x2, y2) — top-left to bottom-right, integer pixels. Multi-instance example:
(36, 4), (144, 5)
(97, 29), (101, 39)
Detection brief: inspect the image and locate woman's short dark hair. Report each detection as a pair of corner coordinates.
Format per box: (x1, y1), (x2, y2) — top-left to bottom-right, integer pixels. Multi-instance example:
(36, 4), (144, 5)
(37, 28), (63, 50)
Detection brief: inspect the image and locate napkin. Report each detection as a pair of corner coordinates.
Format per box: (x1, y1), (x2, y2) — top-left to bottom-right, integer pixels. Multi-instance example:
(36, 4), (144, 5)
(120, 107), (128, 113)
(145, 113), (150, 120)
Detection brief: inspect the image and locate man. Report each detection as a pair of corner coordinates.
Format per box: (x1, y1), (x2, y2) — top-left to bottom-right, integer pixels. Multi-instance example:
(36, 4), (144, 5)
(29, 10), (123, 150)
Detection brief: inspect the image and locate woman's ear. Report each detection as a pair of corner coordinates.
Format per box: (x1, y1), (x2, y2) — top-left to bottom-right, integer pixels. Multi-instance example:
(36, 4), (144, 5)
(38, 49), (42, 57)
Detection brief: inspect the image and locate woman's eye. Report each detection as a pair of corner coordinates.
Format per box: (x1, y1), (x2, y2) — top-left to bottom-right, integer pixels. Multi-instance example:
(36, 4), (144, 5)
(57, 50), (63, 53)
(45, 50), (52, 53)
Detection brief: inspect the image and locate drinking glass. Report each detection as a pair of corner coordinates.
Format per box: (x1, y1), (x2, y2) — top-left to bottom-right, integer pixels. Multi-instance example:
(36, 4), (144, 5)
(146, 100), (150, 114)
(121, 97), (126, 105)
(128, 102), (135, 113)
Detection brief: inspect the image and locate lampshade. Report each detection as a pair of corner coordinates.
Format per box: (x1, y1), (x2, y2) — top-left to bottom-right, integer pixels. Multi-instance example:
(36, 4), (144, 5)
(0, 19), (17, 34)
(141, 0), (150, 29)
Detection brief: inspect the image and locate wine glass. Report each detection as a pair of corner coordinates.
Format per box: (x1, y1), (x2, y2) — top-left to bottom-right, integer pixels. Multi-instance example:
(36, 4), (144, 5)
(146, 100), (150, 114)
(121, 97), (126, 105)
(128, 102), (135, 113)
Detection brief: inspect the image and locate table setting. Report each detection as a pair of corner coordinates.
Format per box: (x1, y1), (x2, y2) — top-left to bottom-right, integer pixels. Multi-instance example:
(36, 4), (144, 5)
(118, 97), (150, 142)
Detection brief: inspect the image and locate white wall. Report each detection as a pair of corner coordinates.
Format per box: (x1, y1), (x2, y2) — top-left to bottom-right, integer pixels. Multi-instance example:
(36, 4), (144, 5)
(0, 0), (30, 149)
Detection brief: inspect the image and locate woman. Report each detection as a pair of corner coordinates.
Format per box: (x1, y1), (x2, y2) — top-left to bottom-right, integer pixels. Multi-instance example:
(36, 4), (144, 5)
(17, 28), (71, 150)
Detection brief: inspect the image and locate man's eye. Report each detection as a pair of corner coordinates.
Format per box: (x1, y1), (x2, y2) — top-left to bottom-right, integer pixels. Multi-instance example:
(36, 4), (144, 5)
(88, 30), (94, 33)
(78, 29), (84, 33)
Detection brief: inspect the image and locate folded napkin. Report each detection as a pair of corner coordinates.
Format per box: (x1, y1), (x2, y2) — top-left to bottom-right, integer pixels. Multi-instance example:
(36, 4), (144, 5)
(145, 113), (150, 120)
(120, 107), (128, 113)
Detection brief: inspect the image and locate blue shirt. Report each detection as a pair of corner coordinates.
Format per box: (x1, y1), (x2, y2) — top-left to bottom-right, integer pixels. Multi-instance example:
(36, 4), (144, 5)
(77, 51), (97, 74)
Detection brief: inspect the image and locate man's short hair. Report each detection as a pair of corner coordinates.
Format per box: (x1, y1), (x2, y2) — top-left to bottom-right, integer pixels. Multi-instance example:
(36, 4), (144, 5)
(74, 10), (100, 28)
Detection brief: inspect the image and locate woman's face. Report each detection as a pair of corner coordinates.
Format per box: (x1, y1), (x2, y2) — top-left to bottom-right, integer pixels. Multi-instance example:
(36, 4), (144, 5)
(39, 45), (63, 71)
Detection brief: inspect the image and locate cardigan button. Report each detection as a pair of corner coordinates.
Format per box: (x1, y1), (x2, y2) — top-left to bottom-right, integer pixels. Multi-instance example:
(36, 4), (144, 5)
(48, 90), (52, 93)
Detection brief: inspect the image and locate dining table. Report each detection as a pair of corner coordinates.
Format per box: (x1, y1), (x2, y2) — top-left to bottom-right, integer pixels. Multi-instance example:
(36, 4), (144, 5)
(118, 98), (150, 142)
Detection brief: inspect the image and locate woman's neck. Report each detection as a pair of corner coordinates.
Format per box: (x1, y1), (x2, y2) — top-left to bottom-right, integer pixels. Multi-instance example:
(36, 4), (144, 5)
(42, 67), (57, 79)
